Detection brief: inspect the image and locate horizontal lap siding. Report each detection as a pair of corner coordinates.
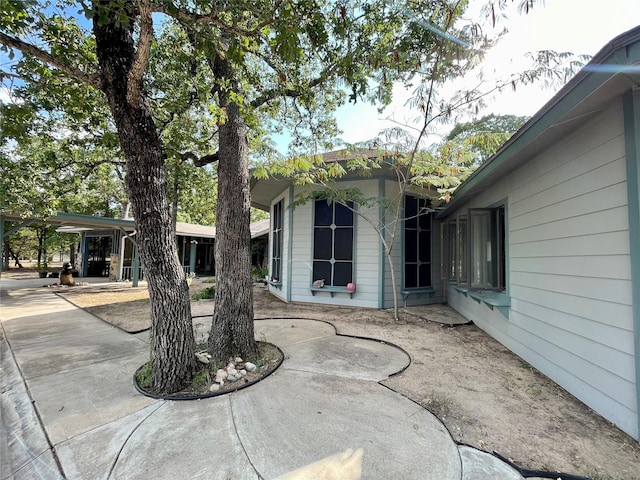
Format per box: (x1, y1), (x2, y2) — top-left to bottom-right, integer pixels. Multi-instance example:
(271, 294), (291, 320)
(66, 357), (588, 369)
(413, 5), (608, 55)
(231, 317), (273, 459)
(289, 181), (380, 308)
(447, 101), (638, 438)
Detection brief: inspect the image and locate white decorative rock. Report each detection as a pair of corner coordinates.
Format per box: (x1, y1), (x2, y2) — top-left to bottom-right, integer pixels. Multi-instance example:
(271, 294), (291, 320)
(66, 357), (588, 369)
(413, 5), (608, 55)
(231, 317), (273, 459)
(234, 357), (243, 363)
(215, 369), (227, 383)
(209, 384), (220, 392)
(227, 362), (235, 370)
(244, 362), (257, 372)
(239, 369), (247, 376)
(195, 353), (210, 364)
(227, 368), (238, 377)
(227, 374), (238, 382)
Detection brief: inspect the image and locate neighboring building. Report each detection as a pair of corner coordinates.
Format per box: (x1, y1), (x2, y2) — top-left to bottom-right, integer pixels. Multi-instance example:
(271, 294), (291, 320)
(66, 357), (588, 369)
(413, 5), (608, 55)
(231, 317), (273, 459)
(252, 27), (640, 441)
(65, 217), (269, 281)
(0, 211), (269, 281)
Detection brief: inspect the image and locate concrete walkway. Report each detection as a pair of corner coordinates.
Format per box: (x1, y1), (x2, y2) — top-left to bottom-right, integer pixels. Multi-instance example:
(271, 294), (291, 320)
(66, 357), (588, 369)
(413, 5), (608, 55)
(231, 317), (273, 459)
(1, 281), (531, 479)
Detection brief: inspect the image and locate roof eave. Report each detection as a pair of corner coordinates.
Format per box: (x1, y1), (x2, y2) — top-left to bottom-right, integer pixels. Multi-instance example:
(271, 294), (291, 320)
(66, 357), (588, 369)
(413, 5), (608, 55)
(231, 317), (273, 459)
(437, 26), (640, 219)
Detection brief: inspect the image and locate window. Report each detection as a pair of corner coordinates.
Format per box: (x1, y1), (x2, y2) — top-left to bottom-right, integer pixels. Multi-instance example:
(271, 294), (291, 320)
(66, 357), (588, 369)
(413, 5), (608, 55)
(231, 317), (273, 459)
(469, 206), (505, 290)
(457, 216), (467, 285)
(312, 199), (354, 286)
(447, 219), (457, 281)
(447, 215), (467, 285)
(404, 195), (432, 288)
(271, 199), (284, 282)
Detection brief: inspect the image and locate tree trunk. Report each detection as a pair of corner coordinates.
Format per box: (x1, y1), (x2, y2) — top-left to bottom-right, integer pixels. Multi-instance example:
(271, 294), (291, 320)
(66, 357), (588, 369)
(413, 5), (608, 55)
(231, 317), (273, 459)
(92, 1), (195, 393)
(208, 54), (258, 363)
(36, 226), (45, 268)
(171, 159), (180, 234)
(2, 242), (9, 271)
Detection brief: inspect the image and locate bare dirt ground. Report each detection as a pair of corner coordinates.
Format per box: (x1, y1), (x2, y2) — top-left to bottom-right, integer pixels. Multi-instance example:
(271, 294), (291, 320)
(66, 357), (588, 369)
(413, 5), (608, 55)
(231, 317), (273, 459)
(8, 271), (639, 480)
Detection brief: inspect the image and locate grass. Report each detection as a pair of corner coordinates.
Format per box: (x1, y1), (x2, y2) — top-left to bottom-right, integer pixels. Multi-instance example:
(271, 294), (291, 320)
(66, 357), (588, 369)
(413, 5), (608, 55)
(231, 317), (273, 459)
(420, 392), (456, 419)
(135, 361), (152, 388)
(192, 286), (215, 300)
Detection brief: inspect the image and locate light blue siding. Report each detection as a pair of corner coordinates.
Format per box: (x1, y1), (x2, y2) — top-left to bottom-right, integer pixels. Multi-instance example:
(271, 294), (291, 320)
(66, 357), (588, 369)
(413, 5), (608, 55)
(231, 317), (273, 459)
(446, 100), (638, 439)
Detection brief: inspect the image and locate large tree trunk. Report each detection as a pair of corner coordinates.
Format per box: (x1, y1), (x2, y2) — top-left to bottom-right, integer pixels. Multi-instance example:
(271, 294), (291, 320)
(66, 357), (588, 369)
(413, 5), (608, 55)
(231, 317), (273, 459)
(92, 1), (195, 393)
(208, 54), (258, 363)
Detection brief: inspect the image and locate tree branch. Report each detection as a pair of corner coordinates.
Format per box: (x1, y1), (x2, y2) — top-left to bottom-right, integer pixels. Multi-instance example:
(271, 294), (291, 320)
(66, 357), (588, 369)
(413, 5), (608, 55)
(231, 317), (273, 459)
(250, 66), (335, 108)
(177, 151), (219, 167)
(150, 2), (259, 38)
(0, 32), (101, 89)
(127, 0), (153, 106)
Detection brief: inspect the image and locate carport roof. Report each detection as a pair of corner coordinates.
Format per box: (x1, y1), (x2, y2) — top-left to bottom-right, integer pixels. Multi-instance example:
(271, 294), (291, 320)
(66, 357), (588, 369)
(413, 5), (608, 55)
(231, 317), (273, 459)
(1, 211), (268, 240)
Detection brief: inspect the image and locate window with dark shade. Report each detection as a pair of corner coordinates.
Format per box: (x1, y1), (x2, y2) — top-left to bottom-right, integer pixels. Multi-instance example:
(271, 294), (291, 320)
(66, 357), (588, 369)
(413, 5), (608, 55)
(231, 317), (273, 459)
(312, 200), (354, 286)
(271, 200), (284, 283)
(403, 195), (432, 289)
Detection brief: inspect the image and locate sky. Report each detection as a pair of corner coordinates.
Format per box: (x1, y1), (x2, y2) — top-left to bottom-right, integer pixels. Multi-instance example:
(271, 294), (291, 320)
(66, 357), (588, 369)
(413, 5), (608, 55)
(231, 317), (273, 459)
(2, 1), (639, 152)
(326, 0), (640, 149)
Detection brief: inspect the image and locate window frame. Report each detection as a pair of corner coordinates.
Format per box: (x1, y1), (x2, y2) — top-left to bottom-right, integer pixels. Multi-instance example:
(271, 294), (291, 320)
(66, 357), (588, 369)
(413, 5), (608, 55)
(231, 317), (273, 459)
(402, 194), (432, 290)
(468, 205), (506, 292)
(270, 199), (284, 285)
(311, 199), (355, 287)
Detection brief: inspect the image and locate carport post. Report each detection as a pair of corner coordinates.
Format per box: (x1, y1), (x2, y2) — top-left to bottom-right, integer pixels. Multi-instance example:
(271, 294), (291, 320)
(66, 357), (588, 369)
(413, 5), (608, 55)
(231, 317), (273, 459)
(132, 245), (140, 287)
(189, 240), (197, 275)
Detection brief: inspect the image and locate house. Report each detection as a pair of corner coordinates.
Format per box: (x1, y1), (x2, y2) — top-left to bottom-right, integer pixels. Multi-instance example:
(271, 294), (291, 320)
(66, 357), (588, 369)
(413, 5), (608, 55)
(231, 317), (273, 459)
(251, 148), (444, 310)
(251, 27), (640, 441)
(436, 27), (640, 441)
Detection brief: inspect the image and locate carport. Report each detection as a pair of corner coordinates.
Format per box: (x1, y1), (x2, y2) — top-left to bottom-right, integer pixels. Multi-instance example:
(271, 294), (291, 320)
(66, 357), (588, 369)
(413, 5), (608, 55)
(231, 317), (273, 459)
(0, 211), (142, 283)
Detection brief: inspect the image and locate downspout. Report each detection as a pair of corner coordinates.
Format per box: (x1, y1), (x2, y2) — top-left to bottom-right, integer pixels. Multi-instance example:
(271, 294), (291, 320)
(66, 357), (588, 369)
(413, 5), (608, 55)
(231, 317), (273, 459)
(622, 87), (640, 441)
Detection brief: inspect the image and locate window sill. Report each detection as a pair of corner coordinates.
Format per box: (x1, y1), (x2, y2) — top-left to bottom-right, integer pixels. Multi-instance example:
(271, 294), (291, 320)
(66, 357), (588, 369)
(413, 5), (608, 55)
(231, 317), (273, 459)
(401, 287), (435, 303)
(310, 286), (354, 298)
(452, 286), (510, 318)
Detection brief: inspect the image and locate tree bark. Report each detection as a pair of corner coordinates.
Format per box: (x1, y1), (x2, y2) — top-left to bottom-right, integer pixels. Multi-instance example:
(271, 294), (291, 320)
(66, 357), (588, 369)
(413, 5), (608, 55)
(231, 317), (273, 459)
(208, 53), (258, 363)
(92, 1), (195, 393)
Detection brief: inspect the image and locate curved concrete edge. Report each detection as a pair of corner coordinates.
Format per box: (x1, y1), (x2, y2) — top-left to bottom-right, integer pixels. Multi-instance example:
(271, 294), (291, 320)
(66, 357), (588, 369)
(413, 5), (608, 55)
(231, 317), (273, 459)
(459, 445), (524, 480)
(111, 398), (260, 480)
(55, 403), (165, 480)
(0, 325), (63, 480)
(254, 318), (412, 381)
(230, 369), (463, 480)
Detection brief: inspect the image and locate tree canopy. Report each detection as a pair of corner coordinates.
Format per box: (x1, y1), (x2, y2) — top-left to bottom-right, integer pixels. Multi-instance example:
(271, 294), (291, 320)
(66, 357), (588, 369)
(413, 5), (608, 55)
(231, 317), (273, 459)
(0, 0), (581, 393)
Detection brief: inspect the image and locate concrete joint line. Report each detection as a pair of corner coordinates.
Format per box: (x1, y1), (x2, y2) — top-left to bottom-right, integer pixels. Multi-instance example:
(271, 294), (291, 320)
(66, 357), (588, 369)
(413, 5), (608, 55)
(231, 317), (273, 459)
(1, 320), (66, 479)
(106, 401), (166, 480)
(229, 396), (264, 480)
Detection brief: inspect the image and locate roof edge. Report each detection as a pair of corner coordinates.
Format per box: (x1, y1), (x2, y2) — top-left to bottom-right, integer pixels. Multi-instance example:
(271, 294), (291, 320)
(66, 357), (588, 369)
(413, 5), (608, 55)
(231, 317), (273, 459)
(437, 25), (640, 218)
